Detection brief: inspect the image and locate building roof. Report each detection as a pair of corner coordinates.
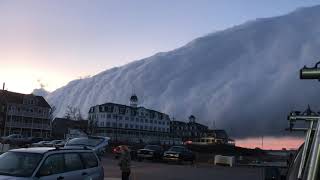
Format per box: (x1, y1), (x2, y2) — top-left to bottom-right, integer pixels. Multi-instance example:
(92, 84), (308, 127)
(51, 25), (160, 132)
(211, 129), (228, 139)
(0, 90), (51, 108)
(171, 120), (187, 125)
(91, 102), (169, 117)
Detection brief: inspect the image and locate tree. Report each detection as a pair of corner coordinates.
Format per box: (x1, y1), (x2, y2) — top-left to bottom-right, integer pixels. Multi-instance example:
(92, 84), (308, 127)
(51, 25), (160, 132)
(64, 106), (83, 121)
(49, 106), (56, 121)
(88, 119), (97, 135)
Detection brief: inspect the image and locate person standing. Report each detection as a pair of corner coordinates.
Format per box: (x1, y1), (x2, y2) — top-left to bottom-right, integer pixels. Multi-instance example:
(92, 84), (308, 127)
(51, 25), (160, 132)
(118, 145), (131, 180)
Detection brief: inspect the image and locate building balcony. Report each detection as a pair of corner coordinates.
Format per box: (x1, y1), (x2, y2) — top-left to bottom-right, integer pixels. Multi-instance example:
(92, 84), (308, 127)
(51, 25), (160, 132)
(6, 122), (51, 130)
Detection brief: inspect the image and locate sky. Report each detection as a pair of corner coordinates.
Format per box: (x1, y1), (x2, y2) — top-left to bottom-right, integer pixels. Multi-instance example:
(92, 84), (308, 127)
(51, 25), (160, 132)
(1, 0), (320, 94)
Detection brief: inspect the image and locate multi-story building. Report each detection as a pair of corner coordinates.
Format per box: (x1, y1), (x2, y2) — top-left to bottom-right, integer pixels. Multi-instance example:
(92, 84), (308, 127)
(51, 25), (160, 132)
(170, 115), (209, 141)
(0, 89), (52, 138)
(88, 94), (171, 143)
(171, 116), (231, 145)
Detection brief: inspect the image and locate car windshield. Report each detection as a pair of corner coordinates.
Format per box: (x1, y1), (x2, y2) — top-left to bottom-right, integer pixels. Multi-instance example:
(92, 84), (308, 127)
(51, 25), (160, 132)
(145, 145), (160, 151)
(169, 147), (186, 152)
(0, 152), (42, 177)
(66, 137), (104, 147)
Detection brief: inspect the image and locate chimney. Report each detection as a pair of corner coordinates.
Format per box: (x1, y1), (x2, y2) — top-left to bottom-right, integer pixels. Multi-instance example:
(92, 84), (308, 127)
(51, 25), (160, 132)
(2, 83), (4, 91)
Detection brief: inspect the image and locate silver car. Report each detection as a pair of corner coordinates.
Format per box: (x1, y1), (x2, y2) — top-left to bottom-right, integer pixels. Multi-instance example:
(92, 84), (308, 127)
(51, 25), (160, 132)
(64, 136), (109, 158)
(0, 147), (104, 180)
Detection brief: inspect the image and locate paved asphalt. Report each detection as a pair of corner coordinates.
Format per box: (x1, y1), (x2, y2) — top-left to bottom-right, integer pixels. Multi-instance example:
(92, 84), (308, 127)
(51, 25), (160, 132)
(102, 156), (265, 180)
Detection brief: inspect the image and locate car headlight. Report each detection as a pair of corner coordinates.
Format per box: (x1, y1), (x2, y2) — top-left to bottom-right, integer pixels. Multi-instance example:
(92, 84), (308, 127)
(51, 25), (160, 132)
(174, 153), (180, 157)
(149, 151), (154, 155)
(137, 150), (141, 153)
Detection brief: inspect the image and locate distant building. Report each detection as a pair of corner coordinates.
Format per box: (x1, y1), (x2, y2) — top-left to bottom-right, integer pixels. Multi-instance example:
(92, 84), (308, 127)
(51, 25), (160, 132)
(171, 116), (231, 145)
(88, 94), (171, 143)
(52, 118), (88, 139)
(0, 89), (51, 137)
(170, 115), (208, 141)
(194, 129), (232, 145)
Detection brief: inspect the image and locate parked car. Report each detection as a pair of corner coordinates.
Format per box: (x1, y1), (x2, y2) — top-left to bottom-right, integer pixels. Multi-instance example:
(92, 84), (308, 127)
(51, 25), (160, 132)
(113, 145), (137, 160)
(55, 140), (66, 148)
(0, 134), (28, 146)
(31, 141), (50, 147)
(137, 145), (164, 161)
(163, 146), (195, 164)
(65, 136), (109, 158)
(28, 137), (43, 144)
(43, 140), (64, 147)
(0, 147), (104, 179)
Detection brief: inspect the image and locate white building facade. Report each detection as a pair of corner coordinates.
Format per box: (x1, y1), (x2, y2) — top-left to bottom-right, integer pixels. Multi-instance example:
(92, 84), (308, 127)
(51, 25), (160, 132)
(88, 95), (171, 143)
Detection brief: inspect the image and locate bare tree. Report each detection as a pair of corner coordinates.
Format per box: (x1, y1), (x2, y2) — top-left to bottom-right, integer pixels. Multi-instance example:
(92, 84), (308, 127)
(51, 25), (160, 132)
(64, 106), (83, 121)
(49, 106), (56, 121)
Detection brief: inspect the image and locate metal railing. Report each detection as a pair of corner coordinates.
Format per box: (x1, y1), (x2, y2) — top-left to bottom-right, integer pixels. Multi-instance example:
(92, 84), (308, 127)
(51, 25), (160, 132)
(286, 61), (320, 180)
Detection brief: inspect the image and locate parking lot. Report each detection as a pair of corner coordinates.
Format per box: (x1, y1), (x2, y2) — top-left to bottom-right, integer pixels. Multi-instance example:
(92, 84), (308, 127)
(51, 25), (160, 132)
(102, 155), (265, 180)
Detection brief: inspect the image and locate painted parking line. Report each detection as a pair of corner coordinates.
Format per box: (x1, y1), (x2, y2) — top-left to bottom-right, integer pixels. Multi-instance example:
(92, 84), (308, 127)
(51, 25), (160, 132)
(104, 178), (121, 180)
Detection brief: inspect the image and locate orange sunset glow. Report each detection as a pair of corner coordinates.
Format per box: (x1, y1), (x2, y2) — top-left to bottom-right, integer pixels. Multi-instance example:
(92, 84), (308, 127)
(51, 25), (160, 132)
(236, 136), (304, 150)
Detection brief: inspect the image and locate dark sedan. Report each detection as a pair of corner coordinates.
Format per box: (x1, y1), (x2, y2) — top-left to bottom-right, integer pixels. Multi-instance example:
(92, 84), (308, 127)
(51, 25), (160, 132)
(137, 145), (164, 161)
(163, 146), (195, 164)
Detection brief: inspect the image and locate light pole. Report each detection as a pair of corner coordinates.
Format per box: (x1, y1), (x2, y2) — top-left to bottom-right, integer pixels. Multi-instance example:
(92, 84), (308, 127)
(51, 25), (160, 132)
(286, 61), (320, 180)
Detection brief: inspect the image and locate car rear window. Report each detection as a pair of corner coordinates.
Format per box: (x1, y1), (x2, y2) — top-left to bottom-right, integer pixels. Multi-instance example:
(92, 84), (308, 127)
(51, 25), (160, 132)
(80, 152), (98, 168)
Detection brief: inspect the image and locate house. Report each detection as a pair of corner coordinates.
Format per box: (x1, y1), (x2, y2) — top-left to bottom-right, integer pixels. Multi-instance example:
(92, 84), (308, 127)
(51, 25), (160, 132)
(170, 115), (208, 141)
(0, 89), (51, 138)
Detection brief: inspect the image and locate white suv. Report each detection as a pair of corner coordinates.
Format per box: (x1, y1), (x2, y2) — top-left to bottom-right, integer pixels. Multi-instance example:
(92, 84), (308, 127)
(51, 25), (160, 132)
(0, 147), (104, 180)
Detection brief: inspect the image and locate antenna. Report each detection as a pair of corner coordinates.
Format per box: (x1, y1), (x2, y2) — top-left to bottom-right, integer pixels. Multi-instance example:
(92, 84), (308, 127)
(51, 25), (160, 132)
(2, 83), (5, 91)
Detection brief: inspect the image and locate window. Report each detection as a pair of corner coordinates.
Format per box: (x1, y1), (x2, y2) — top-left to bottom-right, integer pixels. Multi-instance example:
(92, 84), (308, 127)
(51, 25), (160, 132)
(64, 153), (83, 172)
(38, 154), (64, 176)
(119, 107), (126, 115)
(119, 116), (123, 120)
(106, 122), (110, 127)
(135, 125), (138, 129)
(113, 115), (117, 118)
(150, 120), (153, 123)
(130, 124), (133, 128)
(107, 114), (111, 118)
(145, 119), (148, 123)
(80, 153), (98, 168)
(125, 117), (129, 121)
(119, 123), (122, 128)
(100, 122), (104, 127)
(0, 152), (42, 177)
(136, 118), (139, 122)
(125, 124), (128, 128)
